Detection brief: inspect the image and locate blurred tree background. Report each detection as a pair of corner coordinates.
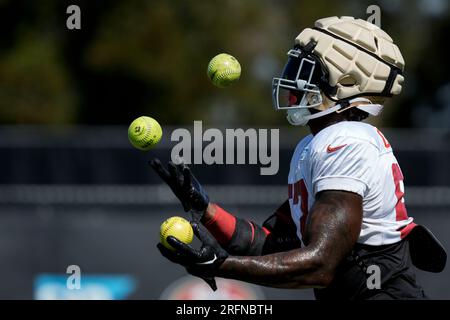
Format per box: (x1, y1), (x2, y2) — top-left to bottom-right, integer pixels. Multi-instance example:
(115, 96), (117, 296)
(0, 0), (448, 128)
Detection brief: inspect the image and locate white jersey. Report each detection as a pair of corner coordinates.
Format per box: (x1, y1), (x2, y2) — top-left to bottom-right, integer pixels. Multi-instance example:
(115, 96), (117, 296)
(288, 121), (414, 246)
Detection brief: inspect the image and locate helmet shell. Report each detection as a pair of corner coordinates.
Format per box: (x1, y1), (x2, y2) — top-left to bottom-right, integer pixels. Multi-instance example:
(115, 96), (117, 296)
(295, 16), (405, 101)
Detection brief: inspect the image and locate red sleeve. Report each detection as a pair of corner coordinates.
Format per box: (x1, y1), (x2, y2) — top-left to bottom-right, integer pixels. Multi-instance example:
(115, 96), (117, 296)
(204, 204), (237, 245)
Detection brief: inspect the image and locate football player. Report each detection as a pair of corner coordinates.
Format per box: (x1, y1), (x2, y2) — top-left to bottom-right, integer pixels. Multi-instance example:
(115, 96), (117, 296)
(151, 16), (446, 300)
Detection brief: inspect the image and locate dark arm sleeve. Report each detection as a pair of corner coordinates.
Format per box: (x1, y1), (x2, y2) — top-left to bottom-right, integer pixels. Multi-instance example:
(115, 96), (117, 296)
(204, 201), (301, 256)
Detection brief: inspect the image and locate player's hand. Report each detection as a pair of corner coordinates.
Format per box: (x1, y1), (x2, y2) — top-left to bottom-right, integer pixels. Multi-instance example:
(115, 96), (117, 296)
(157, 222), (228, 291)
(149, 158), (209, 220)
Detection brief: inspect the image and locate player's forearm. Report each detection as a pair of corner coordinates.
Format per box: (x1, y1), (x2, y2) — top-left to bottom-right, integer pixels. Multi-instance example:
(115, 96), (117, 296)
(216, 248), (333, 289)
(216, 191), (363, 289)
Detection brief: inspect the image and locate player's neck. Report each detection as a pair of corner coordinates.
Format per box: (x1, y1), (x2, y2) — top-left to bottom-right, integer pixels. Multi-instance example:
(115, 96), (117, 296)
(308, 113), (347, 136)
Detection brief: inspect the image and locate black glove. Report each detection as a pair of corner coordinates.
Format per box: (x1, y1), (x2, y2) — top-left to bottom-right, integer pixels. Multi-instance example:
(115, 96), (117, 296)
(149, 159), (209, 221)
(157, 222), (228, 291)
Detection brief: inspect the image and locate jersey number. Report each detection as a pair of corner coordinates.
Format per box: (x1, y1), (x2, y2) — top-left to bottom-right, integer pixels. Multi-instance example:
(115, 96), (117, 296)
(289, 180), (309, 234)
(392, 163), (408, 221)
(377, 128), (408, 221)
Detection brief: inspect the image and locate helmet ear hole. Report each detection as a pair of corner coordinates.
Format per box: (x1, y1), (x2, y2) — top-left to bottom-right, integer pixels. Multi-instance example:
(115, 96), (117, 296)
(338, 75), (357, 87)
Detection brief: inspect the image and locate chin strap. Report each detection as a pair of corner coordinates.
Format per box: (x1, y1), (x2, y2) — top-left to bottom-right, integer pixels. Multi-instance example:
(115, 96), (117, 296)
(355, 102), (383, 116)
(287, 97), (383, 126)
(336, 97), (383, 116)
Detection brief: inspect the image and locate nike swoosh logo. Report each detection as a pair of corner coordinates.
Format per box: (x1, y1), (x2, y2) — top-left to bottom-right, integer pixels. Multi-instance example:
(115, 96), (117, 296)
(197, 254), (218, 265)
(327, 144), (347, 153)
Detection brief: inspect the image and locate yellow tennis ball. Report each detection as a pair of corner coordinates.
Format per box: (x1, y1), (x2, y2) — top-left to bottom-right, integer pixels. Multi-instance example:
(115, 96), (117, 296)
(160, 216), (194, 251)
(128, 116), (162, 151)
(207, 53), (241, 88)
